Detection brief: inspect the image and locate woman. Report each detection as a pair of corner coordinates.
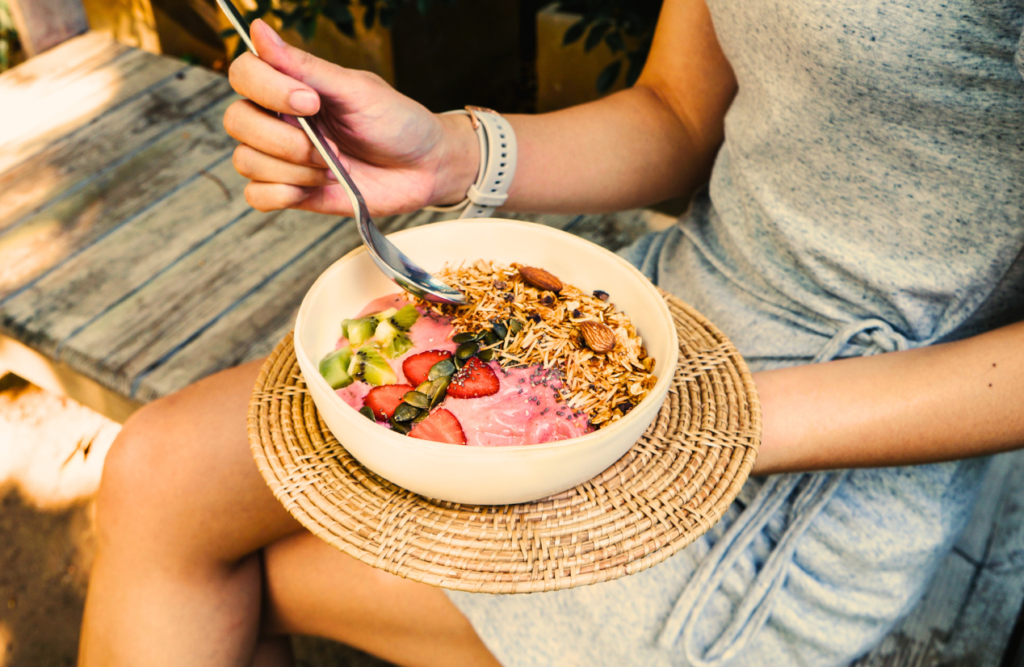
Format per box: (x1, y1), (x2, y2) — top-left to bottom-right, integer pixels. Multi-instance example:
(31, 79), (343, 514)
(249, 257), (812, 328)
(78, 0), (1024, 665)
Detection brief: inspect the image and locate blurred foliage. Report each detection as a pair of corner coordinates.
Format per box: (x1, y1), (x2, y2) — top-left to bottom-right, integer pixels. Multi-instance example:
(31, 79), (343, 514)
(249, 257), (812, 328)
(220, 0), (453, 59)
(556, 0), (662, 93)
(0, 0), (21, 72)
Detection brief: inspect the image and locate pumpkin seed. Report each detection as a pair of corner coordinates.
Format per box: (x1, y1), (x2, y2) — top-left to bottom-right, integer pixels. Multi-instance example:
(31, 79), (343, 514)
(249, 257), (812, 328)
(427, 358), (456, 380)
(416, 380), (435, 395)
(456, 341), (478, 360)
(491, 321), (509, 339)
(402, 390), (430, 410)
(389, 416), (411, 434)
(478, 348), (495, 362)
(508, 318), (524, 334)
(359, 406), (376, 421)
(452, 331), (480, 344)
(393, 402), (421, 422)
(429, 377), (450, 408)
(483, 331), (500, 347)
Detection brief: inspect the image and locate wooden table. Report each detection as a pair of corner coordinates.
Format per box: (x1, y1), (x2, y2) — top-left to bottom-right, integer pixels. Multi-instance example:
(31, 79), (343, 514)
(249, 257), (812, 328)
(2, 31), (1023, 667)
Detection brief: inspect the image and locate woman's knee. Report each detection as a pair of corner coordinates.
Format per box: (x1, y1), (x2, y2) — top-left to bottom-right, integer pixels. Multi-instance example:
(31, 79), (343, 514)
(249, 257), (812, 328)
(94, 394), (196, 553)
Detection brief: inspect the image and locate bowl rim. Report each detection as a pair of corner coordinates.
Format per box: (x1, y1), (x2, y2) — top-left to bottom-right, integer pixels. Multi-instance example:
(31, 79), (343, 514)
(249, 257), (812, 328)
(294, 218), (680, 456)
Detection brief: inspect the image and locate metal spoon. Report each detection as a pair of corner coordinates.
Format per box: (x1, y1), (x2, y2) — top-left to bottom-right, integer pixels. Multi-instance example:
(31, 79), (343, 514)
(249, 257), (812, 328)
(215, 0), (467, 305)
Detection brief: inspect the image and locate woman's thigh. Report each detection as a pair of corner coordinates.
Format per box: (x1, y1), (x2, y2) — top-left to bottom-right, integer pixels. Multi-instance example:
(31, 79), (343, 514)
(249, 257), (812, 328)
(97, 358), (301, 564)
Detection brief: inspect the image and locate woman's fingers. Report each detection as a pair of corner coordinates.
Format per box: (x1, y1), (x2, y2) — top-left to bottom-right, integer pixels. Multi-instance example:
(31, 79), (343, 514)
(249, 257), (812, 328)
(249, 19), (368, 96)
(223, 100), (324, 166)
(233, 144), (336, 188)
(243, 182), (318, 212)
(228, 51), (320, 117)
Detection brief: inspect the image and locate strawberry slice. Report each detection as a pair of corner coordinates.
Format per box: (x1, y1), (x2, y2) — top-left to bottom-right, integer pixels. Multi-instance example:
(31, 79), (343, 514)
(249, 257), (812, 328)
(402, 350), (453, 386)
(363, 384), (414, 420)
(446, 357), (500, 399)
(408, 409), (467, 445)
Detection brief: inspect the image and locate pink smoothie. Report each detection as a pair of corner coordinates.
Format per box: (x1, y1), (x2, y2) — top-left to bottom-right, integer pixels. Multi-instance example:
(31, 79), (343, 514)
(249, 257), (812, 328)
(333, 293), (594, 446)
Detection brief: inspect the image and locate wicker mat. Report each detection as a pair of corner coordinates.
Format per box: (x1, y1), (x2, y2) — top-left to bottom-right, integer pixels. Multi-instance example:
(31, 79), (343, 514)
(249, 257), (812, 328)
(248, 289), (760, 594)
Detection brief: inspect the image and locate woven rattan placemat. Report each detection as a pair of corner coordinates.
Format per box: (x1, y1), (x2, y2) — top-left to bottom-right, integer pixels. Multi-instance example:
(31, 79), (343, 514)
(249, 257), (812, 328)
(248, 290), (760, 594)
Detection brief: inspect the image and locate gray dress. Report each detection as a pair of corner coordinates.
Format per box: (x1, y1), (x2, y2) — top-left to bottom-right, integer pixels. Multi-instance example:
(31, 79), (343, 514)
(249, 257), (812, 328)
(445, 0), (1024, 665)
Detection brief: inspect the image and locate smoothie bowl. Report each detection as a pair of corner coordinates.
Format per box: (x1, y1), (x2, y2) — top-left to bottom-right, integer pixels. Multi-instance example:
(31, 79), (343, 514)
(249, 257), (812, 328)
(294, 219), (678, 504)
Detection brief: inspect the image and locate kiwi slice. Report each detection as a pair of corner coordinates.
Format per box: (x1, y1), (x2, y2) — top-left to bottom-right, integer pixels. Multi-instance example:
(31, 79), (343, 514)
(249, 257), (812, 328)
(341, 316), (378, 347)
(318, 347), (354, 389)
(347, 346), (397, 386)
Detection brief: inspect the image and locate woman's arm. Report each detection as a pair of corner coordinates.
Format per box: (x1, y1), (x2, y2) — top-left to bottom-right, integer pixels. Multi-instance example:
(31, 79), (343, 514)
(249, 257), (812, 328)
(752, 320), (1024, 475)
(223, 0), (736, 216)
(501, 0), (737, 212)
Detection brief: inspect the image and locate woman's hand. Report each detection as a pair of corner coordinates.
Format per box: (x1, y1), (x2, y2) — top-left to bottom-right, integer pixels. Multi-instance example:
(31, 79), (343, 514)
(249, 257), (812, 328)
(223, 19), (478, 216)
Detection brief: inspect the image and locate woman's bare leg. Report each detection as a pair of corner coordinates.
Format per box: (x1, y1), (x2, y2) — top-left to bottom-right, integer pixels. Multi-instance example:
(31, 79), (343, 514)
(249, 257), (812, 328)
(78, 359), (498, 667)
(262, 531), (501, 667)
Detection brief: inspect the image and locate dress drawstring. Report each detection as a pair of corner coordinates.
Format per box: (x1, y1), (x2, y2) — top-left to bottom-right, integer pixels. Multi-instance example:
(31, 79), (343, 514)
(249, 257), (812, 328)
(656, 319), (910, 666)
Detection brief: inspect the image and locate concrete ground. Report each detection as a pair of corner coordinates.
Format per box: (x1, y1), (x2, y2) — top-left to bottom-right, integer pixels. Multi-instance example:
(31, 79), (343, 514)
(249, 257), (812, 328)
(0, 374), (391, 667)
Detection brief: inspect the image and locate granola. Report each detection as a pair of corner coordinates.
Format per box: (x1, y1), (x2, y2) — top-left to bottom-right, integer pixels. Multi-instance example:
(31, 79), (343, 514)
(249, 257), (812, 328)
(416, 260), (658, 427)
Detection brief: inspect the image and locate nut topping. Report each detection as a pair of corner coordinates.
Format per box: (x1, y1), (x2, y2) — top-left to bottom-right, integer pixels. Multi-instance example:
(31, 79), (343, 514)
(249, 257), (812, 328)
(517, 266), (563, 293)
(579, 320), (616, 354)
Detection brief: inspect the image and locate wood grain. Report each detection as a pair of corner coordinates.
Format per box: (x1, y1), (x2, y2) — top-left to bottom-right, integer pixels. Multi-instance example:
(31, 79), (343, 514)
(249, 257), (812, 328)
(0, 159), (251, 359)
(0, 31), (121, 96)
(0, 46), (186, 174)
(0, 97), (238, 303)
(0, 69), (231, 230)
(62, 206), (348, 397)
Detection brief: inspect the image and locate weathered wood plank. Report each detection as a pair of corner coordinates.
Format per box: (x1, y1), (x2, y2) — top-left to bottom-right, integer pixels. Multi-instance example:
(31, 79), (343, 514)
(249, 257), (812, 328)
(0, 47), (187, 174)
(134, 209), (446, 400)
(134, 210), (647, 400)
(0, 68), (231, 230)
(0, 31), (123, 95)
(853, 452), (1024, 667)
(944, 452), (1024, 666)
(0, 96), (238, 301)
(0, 334), (140, 423)
(7, 0), (89, 57)
(0, 159), (252, 359)
(61, 206), (350, 398)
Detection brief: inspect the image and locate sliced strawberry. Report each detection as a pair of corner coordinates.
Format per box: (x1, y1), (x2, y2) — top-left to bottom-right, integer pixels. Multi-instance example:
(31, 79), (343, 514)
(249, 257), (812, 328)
(402, 349), (453, 386)
(446, 357), (500, 399)
(408, 408), (467, 445)
(363, 384), (414, 420)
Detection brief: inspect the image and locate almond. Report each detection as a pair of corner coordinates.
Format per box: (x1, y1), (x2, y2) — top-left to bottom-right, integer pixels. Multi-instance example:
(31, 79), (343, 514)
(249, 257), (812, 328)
(517, 266), (563, 293)
(579, 320), (616, 354)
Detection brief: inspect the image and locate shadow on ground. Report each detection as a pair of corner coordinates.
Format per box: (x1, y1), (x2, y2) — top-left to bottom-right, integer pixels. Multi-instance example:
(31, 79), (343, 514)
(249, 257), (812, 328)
(0, 374), (396, 666)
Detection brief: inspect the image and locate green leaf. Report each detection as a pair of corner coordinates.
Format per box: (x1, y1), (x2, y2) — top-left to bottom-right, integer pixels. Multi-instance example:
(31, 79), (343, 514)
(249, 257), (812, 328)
(562, 18), (586, 46)
(322, 1), (353, 25)
(596, 59), (621, 94)
(604, 30), (625, 54)
(298, 13), (318, 41)
(584, 22), (609, 52)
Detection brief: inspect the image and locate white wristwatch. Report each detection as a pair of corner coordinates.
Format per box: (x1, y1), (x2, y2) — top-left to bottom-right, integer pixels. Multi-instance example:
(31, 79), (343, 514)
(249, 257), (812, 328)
(426, 106), (518, 219)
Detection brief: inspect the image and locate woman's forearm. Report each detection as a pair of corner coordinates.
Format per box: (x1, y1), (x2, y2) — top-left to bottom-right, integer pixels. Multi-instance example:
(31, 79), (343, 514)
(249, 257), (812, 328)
(752, 320), (1024, 476)
(438, 0), (737, 213)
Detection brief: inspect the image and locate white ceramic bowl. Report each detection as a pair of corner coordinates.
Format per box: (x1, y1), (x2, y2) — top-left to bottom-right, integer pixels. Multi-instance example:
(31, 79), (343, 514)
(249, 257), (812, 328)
(294, 219), (679, 504)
